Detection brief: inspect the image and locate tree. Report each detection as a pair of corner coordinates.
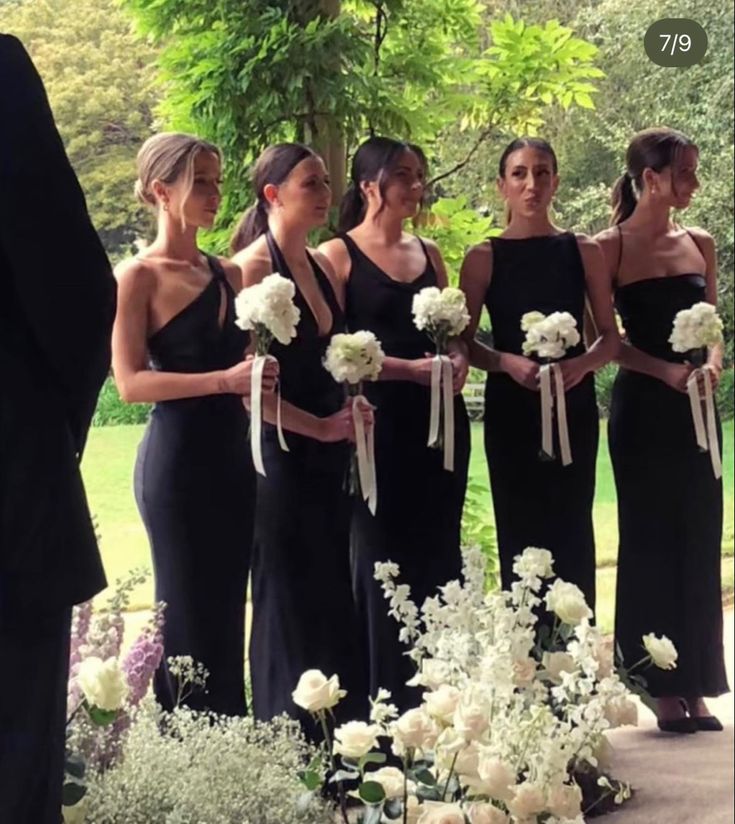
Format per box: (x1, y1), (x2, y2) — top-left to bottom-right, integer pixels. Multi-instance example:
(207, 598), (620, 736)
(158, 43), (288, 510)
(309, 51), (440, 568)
(124, 0), (605, 251)
(2, 0), (160, 256)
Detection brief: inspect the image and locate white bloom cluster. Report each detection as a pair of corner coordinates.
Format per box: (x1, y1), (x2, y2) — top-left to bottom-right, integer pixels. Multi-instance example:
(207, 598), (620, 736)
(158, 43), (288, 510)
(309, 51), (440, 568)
(234, 273), (301, 348)
(329, 546), (646, 823)
(323, 330), (385, 384)
(412, 286), (471, 349)
(76, 657), (128, 712)
(668, 301), (723, 353)
(521, 311), (581, 360)
(81, 701), (332, 824)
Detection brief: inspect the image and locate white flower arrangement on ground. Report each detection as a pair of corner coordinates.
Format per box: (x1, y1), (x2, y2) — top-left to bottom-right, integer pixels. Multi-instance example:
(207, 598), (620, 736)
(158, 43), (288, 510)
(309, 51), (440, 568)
(234, 273), (299, 475)
(668, 301), (723, 361)
(295, 547), (676, 823)
(324, 331), (385, 514)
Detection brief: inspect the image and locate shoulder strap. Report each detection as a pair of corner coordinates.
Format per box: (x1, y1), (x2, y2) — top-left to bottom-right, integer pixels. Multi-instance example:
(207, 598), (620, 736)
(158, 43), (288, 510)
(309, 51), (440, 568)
(205, 254), (227, 282)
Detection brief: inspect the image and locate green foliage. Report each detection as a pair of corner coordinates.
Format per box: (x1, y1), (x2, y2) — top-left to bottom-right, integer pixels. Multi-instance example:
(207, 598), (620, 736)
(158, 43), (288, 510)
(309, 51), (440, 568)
(718, 369), (734, 422)
(3, 0), (159, 256)
(461, 480), (499, 588)
(594, 362), (618, 419)
(93, 377), (151, 427)
(122, 0), (604, 250)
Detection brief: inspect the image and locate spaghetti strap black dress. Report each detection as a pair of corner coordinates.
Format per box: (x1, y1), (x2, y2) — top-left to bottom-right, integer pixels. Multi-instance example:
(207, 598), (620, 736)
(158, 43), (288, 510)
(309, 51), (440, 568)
(248, 232), (366, 735)
(342, 233), (470, 712)
(134, 255), (253, 716)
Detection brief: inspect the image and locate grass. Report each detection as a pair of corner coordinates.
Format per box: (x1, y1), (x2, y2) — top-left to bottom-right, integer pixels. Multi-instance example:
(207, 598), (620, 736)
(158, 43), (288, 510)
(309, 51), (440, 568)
(82, 419), (734, 631)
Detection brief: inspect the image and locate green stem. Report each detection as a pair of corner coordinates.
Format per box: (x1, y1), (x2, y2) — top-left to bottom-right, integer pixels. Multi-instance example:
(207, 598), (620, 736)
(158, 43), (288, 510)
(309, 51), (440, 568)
(442, 751), (459, 801)
(318, 712), (349, 824)
(402, 751), (413, 824)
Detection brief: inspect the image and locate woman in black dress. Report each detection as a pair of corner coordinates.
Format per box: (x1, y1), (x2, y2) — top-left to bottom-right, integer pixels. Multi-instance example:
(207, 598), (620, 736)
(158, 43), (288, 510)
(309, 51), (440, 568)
(460, 137), (619, 614)
(113, 133), (277, 715)
(231, 144), (370, 735)
(319, 137), (470, 712)
(596, 127), (729, 732)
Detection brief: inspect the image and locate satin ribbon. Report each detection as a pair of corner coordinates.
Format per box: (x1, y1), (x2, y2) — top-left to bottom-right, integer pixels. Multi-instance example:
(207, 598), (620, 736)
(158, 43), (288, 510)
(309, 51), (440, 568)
(250, 354), (288, 477)
(427, 355), (455, 472)
(352, 394), (377, 515)
(539, 362), (573, 466)
(686, 367), (722, 479)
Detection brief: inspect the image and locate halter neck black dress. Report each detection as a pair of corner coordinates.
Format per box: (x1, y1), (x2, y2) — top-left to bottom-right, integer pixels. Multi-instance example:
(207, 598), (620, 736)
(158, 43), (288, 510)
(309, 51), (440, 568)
(134, 255), (253, 715)
(248, 232), (366, 735)
(341, 233), (470, 712)
(483, 233), (598, 611)
(610, 228), (728, 698)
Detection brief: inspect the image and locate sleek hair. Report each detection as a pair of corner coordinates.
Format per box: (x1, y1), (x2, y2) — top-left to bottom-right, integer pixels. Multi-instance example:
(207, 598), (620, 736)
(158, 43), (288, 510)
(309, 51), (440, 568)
(338, 136), (420, 232)
(611, 127), (698, 224)
(229, 143), (318, 253)
(497, 137), (558, 224)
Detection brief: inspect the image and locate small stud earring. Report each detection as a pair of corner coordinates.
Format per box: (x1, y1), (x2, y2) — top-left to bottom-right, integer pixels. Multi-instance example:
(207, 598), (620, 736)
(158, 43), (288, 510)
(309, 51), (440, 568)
(163, 202), (169, 211)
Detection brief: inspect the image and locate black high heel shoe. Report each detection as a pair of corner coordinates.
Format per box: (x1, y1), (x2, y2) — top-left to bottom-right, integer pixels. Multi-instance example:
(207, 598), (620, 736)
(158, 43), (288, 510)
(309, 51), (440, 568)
(682, 698), (724, 732)
(657, 716), (698, 734)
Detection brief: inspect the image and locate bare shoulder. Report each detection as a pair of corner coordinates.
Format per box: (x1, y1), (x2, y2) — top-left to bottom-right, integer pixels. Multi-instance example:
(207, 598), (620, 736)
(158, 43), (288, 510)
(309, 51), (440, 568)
(231, 236), (272, 284)
(310, 247), (337, 279)
(685, 225), (716, 251)
(216, 257), (243, 291)
(463, 240), (493, 269)
(574, 232), (604, 260)
(113, 256), (156, 292)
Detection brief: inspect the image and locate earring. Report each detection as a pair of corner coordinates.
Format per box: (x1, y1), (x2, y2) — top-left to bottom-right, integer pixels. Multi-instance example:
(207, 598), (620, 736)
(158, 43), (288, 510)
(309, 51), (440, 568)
(163, 202), (169, 212)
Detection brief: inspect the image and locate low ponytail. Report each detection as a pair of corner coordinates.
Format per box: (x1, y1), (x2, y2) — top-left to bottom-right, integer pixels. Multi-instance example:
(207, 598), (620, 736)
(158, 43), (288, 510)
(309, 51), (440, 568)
(610, 172), (637, 225)
(337, 183), (366, 233)
(230, 200), (268, 254)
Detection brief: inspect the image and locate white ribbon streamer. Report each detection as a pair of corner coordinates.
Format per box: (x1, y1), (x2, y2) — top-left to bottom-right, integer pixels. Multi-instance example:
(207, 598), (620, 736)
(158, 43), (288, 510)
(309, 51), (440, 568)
(427, 354), (456, 472)
(687, 367), (722, 479)
(250, 354), (287, 477)
(538, 363), (573, 466)
(352, 395), (378, 515)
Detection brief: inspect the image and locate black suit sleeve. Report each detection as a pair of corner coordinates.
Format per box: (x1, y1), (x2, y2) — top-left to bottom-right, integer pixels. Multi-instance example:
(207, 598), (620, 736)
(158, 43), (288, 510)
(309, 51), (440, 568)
(0, 34), (116, 456)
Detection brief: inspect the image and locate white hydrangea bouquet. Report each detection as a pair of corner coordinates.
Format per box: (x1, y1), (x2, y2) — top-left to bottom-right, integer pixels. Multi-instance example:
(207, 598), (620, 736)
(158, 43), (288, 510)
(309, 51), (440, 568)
(324, 330), (385, 515)
(669, 302), (723, 478)
(234, 273), (300, 476)
(521, 311), (581, 465)
(294, 547), (677, 824)
(412, 287), (471, 472)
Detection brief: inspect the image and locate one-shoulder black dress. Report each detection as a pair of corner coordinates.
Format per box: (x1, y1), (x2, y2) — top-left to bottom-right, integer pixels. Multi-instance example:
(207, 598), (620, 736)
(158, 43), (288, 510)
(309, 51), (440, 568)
(134, 255), (253, 715)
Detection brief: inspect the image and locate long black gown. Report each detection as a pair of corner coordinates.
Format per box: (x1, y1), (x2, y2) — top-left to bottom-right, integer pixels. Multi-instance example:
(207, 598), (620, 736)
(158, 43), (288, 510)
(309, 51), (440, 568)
(249, 232), (366, 735)
(341, 234), (470, 712)
(610, 234), (729, 697)
(134, 255), (254, 716)
(483, 233), (598, 611)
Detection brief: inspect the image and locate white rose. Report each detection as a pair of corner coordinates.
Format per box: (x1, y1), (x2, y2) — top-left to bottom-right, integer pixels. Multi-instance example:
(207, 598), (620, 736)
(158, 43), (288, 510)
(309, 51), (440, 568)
(604, 696), (638, 728)
(513, 547), (554, 580)
(407, 659), (452, 690)
(592, 636), (614, 678)
(76, 657), (127, 711)
(642, 633), (678, 670)
(467, 803), (510, 824)
(476, 757), (515, 801)
(545, 580), (592, 626)
(333, 720), (380, 759)
(406, 795), (423, 824)
(417, 801), (465, 824)
(512, 657), (537, 688)
(542, 651), (577, 684)
(393, 708), (438, 752)
(546, 783), (583, 819)
(437, 739), (481, 780)
(593, 734), (614, 770)
(369, 766), (416, 799)
(292, 669), (346, 713)
(62, 800), (87, 824)
(424, 684), (461, 723)
(520, 311), (546, 332)
(453, 698), (489, 742)
(507, 782), (546, 819)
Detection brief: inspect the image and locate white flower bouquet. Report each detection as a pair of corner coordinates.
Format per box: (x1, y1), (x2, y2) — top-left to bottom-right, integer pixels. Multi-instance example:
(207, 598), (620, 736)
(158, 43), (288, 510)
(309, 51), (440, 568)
(412, 287), (471, 472)
(324, 331), (385, 514)
(294, 546), (676, 823)
(668, 302), (723, 478)
(521, 311), (580, 465)
(234, 273), (300, 475)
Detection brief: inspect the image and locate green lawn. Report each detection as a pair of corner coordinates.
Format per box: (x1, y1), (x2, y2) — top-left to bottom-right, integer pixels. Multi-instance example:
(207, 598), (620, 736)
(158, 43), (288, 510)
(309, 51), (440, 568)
(83, 420), (734, 630)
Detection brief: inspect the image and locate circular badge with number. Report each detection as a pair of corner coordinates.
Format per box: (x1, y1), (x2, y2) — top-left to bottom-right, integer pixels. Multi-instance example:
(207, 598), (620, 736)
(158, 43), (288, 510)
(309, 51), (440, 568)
(644, 18), (708, 67)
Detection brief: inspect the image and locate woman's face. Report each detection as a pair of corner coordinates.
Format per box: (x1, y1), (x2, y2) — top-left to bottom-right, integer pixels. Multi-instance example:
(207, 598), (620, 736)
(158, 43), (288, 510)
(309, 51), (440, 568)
(363, 148), (425, 219)
(647, 145), (700, 210)
(497, 146), (559, 219)
(160, 150), (222, 230)
(266, 155), (332, 229)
